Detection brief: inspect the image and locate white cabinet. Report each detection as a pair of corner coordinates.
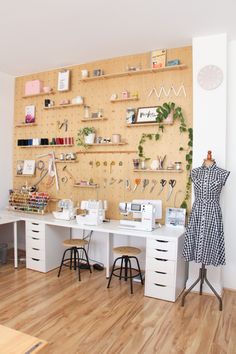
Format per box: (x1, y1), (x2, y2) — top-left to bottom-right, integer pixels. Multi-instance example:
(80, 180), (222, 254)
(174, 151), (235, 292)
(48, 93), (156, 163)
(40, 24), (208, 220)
(144, 231), (186, 302)
(25, 221), (70, 273)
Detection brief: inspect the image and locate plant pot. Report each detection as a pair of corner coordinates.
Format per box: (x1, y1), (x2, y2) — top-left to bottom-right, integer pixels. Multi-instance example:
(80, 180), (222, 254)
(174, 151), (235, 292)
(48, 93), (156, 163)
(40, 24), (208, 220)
(112, 134), (121, 144)
(85, 133), (95, 144)
(165, 112), (173, 124)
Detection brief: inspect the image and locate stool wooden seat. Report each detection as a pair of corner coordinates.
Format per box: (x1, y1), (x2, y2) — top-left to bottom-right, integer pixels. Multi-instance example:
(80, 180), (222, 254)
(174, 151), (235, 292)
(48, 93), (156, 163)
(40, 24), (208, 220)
(107, 246), (143, 294)
(58, 238), (91, 281)
(63, 239), (88, 248)
(113, 246), (141, 256)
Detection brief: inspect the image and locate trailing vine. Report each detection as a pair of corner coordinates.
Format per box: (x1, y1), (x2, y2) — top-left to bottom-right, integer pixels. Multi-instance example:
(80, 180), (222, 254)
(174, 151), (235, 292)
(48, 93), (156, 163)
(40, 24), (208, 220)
(137, 102), (193, 209)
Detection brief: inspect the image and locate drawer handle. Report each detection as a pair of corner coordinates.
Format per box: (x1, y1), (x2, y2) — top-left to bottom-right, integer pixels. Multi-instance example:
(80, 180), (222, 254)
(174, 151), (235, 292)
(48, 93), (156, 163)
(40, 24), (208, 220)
(155, 258), (168, 262)
(155, 271), (167, 275)
(32, 248), (40, 251)
(156, 249), (168, 252)
(32, 237), (39, 240)
(156, 240), (168, 243)
(32, 230), (39, 233)
(32, 223), (39, 226)
(31, 258), (40, 262)
(154, 283), (167, 288)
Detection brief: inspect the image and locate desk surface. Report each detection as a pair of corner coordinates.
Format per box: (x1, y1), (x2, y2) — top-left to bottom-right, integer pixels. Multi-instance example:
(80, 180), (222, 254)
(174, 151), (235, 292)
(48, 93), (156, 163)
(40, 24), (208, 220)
(0, 210), (185, 240)
(0, 325), (47, 354)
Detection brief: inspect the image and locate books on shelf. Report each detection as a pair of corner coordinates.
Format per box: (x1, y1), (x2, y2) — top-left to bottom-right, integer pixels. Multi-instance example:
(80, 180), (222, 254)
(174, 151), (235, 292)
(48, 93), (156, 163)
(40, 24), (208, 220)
(151, 49), (166, 69)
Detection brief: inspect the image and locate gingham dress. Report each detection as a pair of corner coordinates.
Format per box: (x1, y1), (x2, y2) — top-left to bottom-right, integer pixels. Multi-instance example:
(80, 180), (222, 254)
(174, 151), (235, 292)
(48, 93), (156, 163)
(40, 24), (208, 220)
(183, 163), (230, 266)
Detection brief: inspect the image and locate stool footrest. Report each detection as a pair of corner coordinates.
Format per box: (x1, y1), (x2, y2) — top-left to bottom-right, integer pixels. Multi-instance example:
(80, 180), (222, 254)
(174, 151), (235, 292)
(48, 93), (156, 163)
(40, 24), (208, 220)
(107, 253), (144, 294)
(57, 245), (92, 281)
(112, 267), (142, 279)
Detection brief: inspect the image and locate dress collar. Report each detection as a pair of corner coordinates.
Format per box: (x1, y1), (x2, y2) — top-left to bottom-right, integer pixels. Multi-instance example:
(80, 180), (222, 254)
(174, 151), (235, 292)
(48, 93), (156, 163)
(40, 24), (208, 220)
(202, 161), (216, 170)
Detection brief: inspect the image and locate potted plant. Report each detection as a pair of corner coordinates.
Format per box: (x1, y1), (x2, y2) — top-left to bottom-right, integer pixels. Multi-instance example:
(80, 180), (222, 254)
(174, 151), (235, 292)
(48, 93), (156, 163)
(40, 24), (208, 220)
(77, 127), (96, 147)
(156, 102), (185, 126)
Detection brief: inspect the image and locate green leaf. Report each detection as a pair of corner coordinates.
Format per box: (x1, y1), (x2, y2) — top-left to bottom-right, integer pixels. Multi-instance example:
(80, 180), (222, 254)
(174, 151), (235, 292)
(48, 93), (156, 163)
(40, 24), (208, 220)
(180, 201), (187, 209)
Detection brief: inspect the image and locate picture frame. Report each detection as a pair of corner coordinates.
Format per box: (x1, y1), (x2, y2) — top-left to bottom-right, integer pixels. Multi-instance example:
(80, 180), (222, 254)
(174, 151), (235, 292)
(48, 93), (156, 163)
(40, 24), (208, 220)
(25, 105), (35, 123)
(136, 106), (157, 123)
(57, 69), (70, 92)
(126, 108), (136, 124)
(22, 160), (36, 175)
(16, 160), (24, 175)
(165, 207), (186, 227)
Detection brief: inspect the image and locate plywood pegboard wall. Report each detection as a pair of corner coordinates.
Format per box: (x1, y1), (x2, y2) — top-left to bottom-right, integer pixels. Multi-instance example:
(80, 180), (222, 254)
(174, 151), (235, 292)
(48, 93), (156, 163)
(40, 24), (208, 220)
(13, 46), (192, 221)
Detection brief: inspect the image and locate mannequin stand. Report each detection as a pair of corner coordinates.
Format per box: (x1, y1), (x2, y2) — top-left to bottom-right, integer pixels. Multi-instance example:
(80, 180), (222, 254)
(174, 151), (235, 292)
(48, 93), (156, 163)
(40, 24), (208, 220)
(181, 264), (223, 311)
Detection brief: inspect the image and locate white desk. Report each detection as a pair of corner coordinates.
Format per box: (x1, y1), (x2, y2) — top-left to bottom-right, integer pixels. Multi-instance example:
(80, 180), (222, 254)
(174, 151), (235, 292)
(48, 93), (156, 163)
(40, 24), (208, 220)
(0, 210), (186, 301)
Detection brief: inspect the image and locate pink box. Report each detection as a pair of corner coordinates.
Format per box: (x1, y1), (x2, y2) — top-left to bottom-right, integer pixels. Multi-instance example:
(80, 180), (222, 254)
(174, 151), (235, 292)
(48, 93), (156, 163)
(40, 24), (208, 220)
(25, 80), (43, 96)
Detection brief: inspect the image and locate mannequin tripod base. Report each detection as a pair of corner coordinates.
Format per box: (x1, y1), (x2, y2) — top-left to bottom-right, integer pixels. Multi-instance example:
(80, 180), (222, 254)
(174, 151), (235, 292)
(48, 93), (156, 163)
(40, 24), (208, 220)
(181, 264), (223, 311)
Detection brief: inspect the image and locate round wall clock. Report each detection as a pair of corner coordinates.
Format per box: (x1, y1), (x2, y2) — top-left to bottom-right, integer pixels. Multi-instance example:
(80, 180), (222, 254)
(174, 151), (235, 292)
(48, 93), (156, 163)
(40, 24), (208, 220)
(197, 65), (223, 90)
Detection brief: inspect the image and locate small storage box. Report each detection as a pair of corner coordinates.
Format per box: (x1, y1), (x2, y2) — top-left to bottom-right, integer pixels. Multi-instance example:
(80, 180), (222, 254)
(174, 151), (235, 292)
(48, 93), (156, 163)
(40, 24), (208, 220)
(25, 80), (43, 96)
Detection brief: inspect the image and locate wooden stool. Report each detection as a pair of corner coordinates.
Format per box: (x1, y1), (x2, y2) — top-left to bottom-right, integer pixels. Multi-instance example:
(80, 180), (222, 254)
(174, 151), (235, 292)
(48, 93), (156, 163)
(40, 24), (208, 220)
(107, 246), (143, 294)
(58, 239), (92, 281)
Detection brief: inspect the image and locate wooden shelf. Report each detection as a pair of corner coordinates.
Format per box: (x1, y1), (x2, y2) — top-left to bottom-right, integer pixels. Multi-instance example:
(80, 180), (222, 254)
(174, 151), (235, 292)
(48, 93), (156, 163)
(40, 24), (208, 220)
(87, 142), (127, 146)
(19, 144), (74, 148)
(110, 97), (139, 103)
(81, 117), (108, 122)
(133, 169), (183, 173)
(76, 150), (136, 154)
(44, 103), (83, 110)
(126, 122), (173, 127)
(22, 91), (55, 98)
(15, 175), (34, 177)
(55, 160), (78, 163)
(15, 123), (37, 128)
(79, 64), (187, 82)
(74, 184), (99, 188)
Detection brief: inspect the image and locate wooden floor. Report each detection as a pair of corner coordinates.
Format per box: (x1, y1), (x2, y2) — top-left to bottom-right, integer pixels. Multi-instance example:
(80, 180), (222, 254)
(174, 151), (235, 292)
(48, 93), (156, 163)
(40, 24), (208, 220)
(0, 261), (236, 354)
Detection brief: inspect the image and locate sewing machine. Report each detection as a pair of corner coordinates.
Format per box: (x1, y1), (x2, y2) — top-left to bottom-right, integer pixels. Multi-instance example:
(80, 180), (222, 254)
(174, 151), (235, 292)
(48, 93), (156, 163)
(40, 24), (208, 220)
(119, 199), (162, 231)
(53, 199), (76, 221)
(76, 200), (107, 226)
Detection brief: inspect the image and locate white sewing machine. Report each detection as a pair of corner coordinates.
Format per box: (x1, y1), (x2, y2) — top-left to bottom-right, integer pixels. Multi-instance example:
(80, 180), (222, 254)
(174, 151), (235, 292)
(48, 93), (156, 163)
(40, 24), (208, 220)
(53, 199), (76, 221)
(76, 200), (107, 226)
(119, 199), (162, 231)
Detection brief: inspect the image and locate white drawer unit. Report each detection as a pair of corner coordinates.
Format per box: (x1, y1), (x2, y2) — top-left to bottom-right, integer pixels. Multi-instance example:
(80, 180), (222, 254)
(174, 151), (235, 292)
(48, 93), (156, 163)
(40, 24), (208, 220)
(26, 221), (45, 233)
(25, 220), (70, 273)
(146, 239), (177, 261)
(145, 232), (186, 302)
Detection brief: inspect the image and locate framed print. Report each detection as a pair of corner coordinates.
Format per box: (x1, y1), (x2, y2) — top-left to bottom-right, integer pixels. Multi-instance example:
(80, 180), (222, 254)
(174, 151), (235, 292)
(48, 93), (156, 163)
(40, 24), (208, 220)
(25, 105), (35, 123)
(136, 106), (157, 123)
(22, 160), (36, 175)
(57, 69), (70, 92)
(165, 207), (186, 227)
(126, 108), (136, 124)
(16, 160), (24, 175)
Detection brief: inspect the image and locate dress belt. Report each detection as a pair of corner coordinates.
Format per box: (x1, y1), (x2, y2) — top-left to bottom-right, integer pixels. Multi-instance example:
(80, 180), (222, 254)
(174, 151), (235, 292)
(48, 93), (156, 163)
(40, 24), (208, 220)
(194, 198), (220, 204)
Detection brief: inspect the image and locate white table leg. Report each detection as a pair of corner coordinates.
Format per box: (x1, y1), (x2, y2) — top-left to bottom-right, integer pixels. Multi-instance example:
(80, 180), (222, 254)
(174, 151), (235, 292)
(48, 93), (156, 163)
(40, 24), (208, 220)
(13, 222), (18, 268)
(106, 232), (114, 278)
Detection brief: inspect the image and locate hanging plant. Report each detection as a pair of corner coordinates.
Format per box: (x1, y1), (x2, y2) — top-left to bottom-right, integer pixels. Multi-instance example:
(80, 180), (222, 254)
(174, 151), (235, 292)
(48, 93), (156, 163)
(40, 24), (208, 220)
(137, 102), (192, 209)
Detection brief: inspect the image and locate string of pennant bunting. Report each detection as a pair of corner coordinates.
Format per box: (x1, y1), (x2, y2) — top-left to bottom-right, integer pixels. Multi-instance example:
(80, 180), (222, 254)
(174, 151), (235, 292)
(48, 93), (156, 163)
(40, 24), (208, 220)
(148, 84), (187, 99)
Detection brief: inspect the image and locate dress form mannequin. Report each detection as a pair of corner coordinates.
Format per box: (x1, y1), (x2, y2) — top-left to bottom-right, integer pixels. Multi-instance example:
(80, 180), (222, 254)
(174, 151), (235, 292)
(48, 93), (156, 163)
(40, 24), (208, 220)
(203, 150), (215, 167)
(182, 150), (230, 311)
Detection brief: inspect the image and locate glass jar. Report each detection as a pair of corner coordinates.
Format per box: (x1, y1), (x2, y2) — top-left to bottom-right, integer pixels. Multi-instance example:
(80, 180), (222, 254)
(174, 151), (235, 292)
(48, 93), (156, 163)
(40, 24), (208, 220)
(84, 106), (90, 119)
(175, 162), (182, 170)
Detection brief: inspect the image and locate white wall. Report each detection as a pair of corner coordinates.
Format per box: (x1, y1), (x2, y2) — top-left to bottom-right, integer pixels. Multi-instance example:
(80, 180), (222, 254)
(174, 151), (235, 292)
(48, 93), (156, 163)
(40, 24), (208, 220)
(0, 72), (15, 207)
(0, 72), (15, 248)
(189, 34), (228, 294)
(223, 40), (236, 290)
